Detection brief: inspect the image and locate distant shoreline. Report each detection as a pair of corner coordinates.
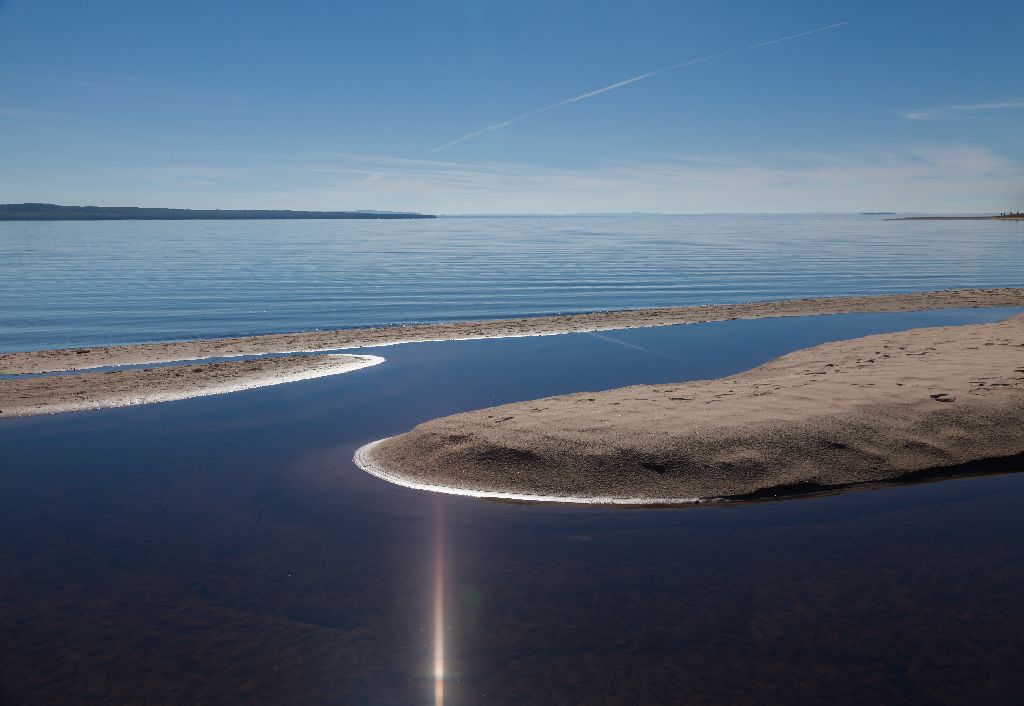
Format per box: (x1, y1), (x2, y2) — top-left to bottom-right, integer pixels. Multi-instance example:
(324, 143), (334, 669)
(0, 203), (435, 221)
(887, 214), (1024, 221)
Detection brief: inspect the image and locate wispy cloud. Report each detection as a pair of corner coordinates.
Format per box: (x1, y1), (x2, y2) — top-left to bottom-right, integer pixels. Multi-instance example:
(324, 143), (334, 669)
(107, 164), (257, 189)
(94, 144), (1023, 215)
(902, 100), (1024, 121)
(422, 22), (849, 156)
(12, 72), (214, 99)
(0, 105), (60, 119)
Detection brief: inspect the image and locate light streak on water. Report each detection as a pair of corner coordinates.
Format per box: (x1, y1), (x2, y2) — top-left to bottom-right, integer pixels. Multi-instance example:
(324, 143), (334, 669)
(433, 498), (446, 706)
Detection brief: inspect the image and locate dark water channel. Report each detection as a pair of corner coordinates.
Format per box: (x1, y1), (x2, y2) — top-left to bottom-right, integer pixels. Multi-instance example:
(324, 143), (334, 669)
(2, 308), (1023, 705)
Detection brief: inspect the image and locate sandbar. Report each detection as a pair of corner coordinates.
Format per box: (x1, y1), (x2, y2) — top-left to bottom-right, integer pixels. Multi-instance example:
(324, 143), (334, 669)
(358, 315), (1024, 504)
(0, 354), (382, 418)
(3, 288), (1024, 375)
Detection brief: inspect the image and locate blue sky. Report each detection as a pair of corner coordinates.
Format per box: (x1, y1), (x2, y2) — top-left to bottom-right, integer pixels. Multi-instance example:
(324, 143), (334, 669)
(1, 0), (1021, 213)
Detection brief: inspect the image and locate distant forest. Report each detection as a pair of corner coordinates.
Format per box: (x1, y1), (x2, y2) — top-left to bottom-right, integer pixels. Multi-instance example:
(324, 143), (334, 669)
(0, 204), (436, 221)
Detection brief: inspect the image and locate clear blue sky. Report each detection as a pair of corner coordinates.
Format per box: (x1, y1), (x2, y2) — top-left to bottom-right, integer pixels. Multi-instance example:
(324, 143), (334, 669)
(1, 0), (1021, 213)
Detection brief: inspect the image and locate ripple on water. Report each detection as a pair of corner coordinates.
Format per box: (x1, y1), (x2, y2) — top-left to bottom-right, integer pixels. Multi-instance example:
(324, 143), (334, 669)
(2, 214), (1023, 351)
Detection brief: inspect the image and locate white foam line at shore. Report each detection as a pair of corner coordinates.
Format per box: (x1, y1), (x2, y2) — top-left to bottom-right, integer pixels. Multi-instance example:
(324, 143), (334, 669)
(11, 354), (385, 417)
(353, 438), (703, 506)
(297, 326), (638, 355)
(149, 353), (387, 402)
(175, 300), (1024, 362)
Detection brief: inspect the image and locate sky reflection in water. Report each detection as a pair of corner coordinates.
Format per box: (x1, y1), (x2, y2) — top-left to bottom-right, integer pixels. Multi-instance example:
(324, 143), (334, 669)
(2, 309), (1023, 704)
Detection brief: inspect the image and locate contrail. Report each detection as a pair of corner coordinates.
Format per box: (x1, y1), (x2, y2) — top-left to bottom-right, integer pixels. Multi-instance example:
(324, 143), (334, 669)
(421, 21), (848, 157)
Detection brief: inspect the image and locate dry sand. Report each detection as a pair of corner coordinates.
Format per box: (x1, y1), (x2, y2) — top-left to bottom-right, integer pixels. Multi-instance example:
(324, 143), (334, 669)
(0, 354), (382, 418)
(3, 288), (1024, 375)
(359, 314), (1024, 504)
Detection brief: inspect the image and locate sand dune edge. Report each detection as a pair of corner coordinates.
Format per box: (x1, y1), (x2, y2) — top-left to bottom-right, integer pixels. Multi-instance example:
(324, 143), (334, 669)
(357, 315), (1024, 503)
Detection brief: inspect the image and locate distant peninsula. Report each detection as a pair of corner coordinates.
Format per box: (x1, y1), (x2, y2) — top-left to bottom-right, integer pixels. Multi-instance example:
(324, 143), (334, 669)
(0, 203), (435, 221)
(887, 212), (1024, 221)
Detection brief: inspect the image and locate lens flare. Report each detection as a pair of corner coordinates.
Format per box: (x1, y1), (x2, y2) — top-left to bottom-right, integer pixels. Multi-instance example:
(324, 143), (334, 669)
(433, 499), (446, 706)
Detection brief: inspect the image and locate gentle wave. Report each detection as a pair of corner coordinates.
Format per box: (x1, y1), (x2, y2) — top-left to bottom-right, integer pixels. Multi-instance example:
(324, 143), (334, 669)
(2, 214), (1022, 351)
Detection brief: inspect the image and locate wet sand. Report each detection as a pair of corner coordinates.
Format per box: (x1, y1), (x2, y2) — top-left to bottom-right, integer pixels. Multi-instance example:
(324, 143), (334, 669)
(3, 288), (1024, 375)
(360, 314), (1024, 504)
(0, 354), (382, 417)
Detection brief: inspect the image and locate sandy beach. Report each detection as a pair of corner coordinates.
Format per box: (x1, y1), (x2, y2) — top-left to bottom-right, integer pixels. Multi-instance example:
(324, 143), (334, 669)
(359, 314), (1024, 504)
(0, 354), (382, 418)
(3, 287), (1024, 375)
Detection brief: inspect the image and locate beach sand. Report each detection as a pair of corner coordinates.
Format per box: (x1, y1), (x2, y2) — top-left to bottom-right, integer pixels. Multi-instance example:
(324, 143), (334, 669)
(3, 287), (1024, 375)
(359, 314), (1024, 504)
(0, 354), (382, 418)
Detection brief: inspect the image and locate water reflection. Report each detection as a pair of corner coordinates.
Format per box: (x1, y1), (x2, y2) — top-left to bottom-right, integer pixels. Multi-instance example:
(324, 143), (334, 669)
(434, 498), (446, 706)
(2, 308), (1023, 704)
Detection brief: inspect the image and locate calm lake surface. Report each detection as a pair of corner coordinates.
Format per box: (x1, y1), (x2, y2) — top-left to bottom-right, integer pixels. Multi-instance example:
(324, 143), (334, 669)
(1, 214), (1023, 351)
(2, 308), (1023, 704)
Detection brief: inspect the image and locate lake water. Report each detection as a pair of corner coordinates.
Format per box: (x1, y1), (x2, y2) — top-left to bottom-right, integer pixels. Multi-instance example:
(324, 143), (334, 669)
(3, 216), (1024, 702)
(2, 214), (1023, 351)
(2, 309), (1024, 704)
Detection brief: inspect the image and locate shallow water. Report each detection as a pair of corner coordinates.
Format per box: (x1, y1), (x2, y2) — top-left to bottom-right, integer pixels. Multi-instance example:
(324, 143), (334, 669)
(2, 214), (1023, 351)
(2, 309), (1023, 704)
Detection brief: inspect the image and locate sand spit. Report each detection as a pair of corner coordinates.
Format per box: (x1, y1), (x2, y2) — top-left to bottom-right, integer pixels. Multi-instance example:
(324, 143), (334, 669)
(0, 354), (383, 418)
(359, 315), (1024, 504)
(3, 288), (1024, 375)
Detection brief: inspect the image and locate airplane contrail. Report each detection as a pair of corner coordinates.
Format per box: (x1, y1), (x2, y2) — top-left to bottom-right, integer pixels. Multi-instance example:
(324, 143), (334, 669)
(421, 21), (848, 157)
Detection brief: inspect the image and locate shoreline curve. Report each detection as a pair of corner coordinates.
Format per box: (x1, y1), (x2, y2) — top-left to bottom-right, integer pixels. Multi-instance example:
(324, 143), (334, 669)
(0, 354), (384, 418)
(354, 438), (704, 505)
(354, 439), (1024, 507)
(357, 315), (1024, 504)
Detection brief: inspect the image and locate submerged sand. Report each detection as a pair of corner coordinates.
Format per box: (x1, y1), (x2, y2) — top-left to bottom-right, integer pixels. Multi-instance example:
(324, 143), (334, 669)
(3, 288), (1024, 375)
(0, 354), (382, 418)
(360, 314), (1024, 504)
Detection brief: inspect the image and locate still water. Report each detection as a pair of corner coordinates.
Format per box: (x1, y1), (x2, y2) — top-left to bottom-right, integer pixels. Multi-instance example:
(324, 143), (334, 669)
(2, 308), (1023, 704)
(2, 214), (1023, 351)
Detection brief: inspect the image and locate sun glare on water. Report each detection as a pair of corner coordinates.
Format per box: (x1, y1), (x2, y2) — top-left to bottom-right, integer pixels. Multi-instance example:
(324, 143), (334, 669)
(433, 499), (446, 706)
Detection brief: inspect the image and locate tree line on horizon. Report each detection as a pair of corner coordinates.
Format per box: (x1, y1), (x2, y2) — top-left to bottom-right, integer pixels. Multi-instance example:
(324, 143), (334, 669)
(0, 203), (435, 221)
